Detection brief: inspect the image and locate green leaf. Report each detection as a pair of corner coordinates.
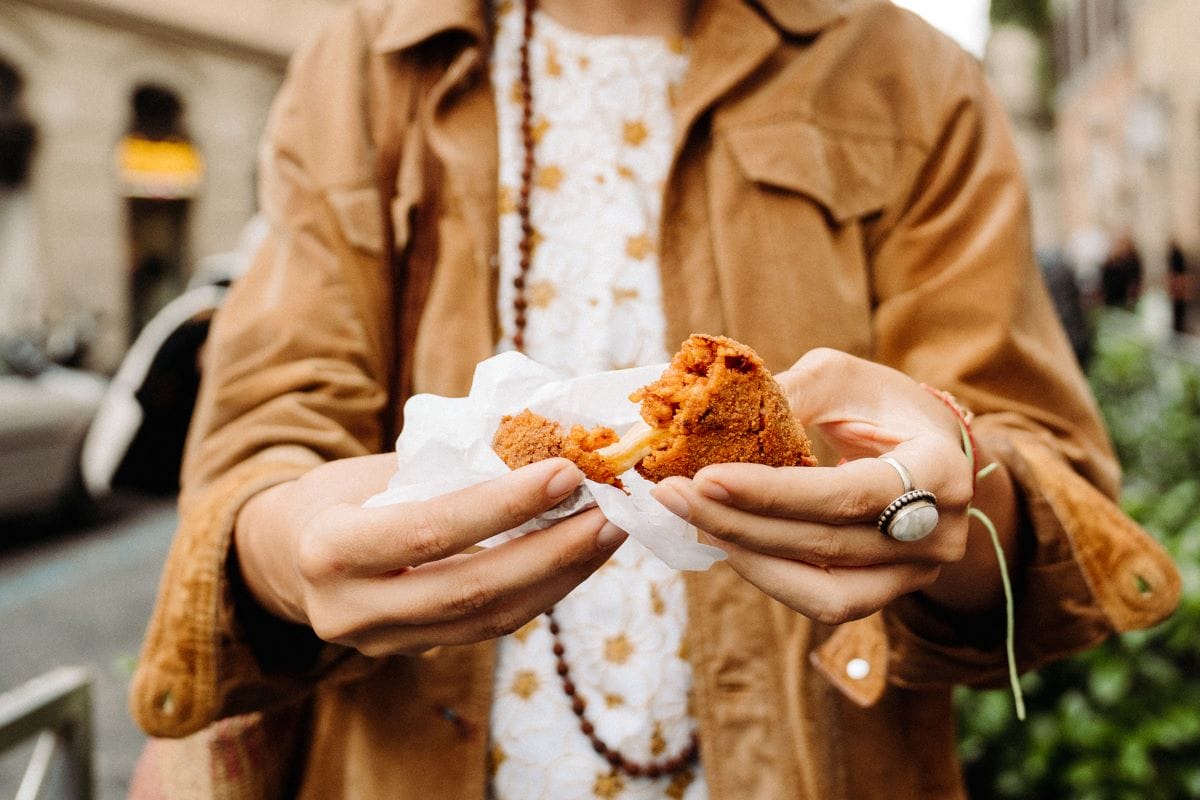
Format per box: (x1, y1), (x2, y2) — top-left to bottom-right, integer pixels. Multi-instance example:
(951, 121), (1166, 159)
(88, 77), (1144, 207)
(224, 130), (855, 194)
(959, 309), (1200, 798)
(1087, 658), (1132, 706)
(1118, 738), (1154, 783)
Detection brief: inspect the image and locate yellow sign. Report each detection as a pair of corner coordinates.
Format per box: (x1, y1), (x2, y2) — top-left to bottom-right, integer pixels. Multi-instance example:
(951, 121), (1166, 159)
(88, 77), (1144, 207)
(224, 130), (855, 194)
(116, 135), (204, 199)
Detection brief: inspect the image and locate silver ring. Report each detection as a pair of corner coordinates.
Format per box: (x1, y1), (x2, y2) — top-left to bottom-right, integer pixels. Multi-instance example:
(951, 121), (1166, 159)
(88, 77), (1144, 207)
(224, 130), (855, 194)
(878, 455), (914, 493)
(877, 489), (939, 542)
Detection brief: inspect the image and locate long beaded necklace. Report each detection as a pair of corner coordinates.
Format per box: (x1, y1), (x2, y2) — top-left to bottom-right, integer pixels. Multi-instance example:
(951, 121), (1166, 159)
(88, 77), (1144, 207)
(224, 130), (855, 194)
(510, 0), (538, 352)
(510, 0), (699, 779)
(545, 606), (699, 778)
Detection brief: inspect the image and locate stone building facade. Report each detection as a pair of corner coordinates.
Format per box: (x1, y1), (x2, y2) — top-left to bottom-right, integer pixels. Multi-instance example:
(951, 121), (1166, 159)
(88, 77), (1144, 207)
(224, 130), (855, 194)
(985, 23), (1062, 255)
(0, 0), (343, 369)
(1053, 0), (1200, 318)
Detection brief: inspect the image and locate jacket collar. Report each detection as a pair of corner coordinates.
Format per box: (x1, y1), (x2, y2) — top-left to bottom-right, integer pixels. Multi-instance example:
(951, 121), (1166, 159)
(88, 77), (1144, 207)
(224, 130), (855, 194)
(372, 0), (847, 54)
(754, 0), (850, 36)
(373, 0), (488, 54)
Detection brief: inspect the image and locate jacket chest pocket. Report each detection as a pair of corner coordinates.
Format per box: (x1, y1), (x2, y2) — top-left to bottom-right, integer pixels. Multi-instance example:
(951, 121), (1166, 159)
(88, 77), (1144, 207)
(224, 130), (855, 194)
(327, 185), (388, 257)
(706, 118), (894, 362)
(326, 118), (431, 262)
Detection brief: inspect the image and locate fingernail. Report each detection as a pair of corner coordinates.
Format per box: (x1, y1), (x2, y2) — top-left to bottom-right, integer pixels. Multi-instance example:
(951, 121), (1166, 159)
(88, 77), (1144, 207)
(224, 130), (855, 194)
(596, 522), (626, 550)
(695, 478), (730, 503)
(546, 463), (584, 501)
(653, 484), (690, 520)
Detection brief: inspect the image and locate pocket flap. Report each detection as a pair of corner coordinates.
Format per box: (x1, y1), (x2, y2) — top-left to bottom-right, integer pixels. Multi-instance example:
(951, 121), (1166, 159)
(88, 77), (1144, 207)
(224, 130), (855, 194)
(724, 119), (892, 222)
(327, 185), (385, 256)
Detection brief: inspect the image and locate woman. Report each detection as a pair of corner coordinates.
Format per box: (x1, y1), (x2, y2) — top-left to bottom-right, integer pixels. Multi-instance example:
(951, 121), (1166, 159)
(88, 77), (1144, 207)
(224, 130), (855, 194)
(129, 0), (1179, 797)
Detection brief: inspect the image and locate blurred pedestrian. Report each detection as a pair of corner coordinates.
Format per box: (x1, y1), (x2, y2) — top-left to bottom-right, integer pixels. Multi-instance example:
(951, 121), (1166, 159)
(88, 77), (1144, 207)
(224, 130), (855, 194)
(1039, 248), (1093, 369)
(127, 2), (1179, 799)
(1100, 233), (1143, 309)
(1168, 240), (1192, 334)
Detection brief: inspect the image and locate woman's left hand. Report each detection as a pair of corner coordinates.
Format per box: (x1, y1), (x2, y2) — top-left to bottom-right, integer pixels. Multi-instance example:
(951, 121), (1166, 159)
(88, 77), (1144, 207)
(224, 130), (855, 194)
(650, 348), (990, 624)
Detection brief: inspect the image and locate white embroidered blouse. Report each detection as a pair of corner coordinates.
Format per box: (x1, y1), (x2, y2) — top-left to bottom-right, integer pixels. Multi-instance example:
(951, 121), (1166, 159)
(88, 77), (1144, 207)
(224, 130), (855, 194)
(488, 2), (708, 798)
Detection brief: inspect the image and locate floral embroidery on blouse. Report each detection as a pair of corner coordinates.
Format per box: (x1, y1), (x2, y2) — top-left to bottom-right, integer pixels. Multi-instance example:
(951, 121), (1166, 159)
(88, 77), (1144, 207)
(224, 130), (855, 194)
(493, 0), (687, 375)
(489, 2), (706, 798)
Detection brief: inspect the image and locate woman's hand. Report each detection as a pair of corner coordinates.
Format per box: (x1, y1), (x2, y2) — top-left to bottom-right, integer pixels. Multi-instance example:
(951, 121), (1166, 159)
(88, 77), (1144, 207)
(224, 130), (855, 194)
(650, 348), (1017, 623)
(234, 454), (626, 657)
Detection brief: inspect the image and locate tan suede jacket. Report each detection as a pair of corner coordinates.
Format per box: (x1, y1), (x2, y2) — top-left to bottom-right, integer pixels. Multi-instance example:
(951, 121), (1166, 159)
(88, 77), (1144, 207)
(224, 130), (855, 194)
(129, 1), (1181, 798)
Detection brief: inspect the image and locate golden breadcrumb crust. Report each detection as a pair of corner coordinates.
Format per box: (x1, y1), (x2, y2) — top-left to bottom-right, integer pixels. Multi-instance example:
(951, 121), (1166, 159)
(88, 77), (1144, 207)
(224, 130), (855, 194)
(491, 335), (816, 486)
(631, 334), (817, 482)
(491, 409), (624, 488)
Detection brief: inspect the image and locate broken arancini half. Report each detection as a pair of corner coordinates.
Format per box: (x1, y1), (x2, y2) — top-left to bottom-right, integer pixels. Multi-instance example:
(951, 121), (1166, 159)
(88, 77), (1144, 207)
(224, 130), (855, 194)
(491, 334), (817, 487)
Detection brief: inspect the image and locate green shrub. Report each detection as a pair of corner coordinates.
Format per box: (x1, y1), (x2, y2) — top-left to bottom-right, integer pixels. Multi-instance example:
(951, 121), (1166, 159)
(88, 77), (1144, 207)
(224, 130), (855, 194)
(957, 313), (1200, 799)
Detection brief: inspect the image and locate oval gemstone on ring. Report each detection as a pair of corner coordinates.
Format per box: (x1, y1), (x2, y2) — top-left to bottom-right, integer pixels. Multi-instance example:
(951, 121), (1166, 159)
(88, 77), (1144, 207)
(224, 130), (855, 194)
(887, 501), (939, 542)
(877, 489), (939, 541)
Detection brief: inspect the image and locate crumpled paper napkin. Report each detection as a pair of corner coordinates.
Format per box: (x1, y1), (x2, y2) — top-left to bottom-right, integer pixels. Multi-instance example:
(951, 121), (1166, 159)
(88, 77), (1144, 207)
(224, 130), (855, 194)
(364, 350), (726, 571)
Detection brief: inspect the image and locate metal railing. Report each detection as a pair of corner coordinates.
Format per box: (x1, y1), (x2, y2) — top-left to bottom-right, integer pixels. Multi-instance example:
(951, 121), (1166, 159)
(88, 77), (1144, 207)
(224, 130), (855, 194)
(0, 667), (94, 800)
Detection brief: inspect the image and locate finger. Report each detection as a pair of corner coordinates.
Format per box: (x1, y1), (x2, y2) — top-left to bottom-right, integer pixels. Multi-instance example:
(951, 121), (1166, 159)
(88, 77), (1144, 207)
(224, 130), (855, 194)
(687, 444), (972, 525)
(778, 349), (932, 432)
(710, 535), (941, 626)
(776, 349), (964, 461)
(358, 547), (618, 656)
(290, 453), (412, 508)
(326, 453), (416, 506)
(315, 511), (623, 651)
(690, 462), (900, 523)
(316, 457), (586, 575)
(655, 479), (958, 566)
(357, 509), (620, 624)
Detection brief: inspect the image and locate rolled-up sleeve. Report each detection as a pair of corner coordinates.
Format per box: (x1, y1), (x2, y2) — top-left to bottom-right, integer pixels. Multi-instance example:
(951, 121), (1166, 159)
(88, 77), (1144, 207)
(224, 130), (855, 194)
(129, 8), (394, 738)
(860, 47), (1179, 688)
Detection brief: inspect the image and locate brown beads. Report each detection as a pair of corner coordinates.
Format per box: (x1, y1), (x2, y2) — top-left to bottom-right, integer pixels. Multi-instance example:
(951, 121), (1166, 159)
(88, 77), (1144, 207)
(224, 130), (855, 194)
(512, 0), (537, 353)
(546, 607), (699, 779)
(515, 4), (697, 774)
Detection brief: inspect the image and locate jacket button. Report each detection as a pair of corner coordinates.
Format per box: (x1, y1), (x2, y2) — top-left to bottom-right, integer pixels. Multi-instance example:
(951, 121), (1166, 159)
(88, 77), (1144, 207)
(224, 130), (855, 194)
(845, 658), (870, 680)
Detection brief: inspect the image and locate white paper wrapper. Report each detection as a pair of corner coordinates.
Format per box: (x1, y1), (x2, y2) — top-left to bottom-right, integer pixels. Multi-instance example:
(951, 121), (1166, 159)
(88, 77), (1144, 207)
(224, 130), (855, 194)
(364, 351), (726, 571)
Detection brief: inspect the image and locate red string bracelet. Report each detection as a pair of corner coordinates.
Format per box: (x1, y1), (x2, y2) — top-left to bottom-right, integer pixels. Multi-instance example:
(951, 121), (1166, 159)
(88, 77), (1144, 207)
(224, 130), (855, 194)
(920, 384), (982, 490)
(919, 383), (1025, 720)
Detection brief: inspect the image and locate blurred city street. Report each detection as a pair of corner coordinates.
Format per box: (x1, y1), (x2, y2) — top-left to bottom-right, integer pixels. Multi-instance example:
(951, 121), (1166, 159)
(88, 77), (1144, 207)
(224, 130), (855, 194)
(1, 0), (1199, 797)
(0, 495), (175, 799)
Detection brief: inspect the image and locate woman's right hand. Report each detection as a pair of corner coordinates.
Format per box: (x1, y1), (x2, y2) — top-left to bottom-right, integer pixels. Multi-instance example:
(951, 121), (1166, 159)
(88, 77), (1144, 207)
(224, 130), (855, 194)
(233, 454), (626, 657)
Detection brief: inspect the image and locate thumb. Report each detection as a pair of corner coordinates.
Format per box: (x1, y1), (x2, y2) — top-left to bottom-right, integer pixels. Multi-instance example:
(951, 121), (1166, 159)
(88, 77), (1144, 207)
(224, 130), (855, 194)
(776, 349), (917, 457)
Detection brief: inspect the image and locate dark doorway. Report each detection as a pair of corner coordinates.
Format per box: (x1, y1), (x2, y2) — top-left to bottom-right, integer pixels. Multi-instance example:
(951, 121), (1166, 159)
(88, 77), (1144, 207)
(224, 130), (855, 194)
(1, 57), (42, 340)
(127, 197), (188, 336)
(0, 58), (37, 189)
(118, 84), (202, 339)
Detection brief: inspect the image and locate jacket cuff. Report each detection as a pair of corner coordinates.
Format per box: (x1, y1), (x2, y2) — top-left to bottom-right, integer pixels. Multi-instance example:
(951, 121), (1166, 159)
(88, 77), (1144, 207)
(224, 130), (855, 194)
(130, 447), (360, 737)
(884, 430), (1179, 690)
